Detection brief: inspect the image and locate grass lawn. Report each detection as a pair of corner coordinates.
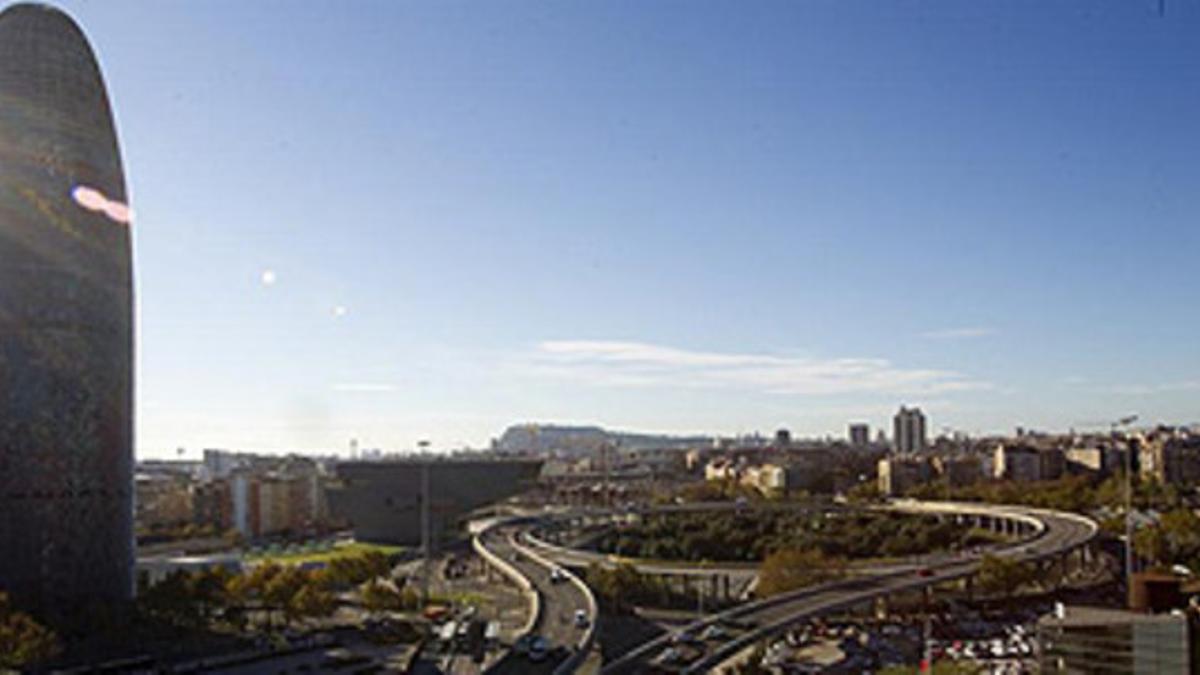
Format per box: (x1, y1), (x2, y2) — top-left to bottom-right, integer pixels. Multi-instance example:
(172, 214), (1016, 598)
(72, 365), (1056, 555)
(246, 540), (405, 565)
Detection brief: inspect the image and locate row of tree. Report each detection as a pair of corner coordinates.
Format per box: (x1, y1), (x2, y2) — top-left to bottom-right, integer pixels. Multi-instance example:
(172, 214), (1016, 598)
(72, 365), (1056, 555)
(593, 511), (986, 563)
(139, 550), (401, 633)
(755, 549), (847, 596)
(586, 562), (715, 612)
(1134, 507), (1200, 572)
(905, 473), (1184, 516)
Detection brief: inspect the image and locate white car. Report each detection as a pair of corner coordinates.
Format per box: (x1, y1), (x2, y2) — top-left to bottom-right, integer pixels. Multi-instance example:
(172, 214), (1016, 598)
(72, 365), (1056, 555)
(574, 609), (589, 628)
(549, 568), (566, 583)
(654, 647), (682, 665)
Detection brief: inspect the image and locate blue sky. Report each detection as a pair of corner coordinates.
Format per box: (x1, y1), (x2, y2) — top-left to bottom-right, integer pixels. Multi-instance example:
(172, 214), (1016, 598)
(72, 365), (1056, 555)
(38, 0), (1200, 457)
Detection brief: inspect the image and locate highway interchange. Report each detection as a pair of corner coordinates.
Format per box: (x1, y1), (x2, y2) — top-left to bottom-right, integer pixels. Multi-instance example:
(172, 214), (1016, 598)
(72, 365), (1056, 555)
(475, 500), (1097, 674)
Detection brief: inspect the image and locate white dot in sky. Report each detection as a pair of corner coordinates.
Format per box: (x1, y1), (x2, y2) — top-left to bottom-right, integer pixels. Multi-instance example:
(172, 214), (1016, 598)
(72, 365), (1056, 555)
(261, 269), (277, 286)
(332, 305), (347, 317)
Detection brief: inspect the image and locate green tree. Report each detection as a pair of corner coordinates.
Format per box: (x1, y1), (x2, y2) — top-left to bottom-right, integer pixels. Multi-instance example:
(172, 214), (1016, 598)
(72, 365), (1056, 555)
(140, 570), (203, 627)
(1135, 508), (1200, 570)
(290, 583), (336, 625)
(360, 579), (403, 619)
(0, 592), (61, 670)
(263, 567), (307, 629)
(188, 567), (233, 626)
(976, 554), (1037, 599)
(756, 549), (846, 597)
(846, 481), (882, 504)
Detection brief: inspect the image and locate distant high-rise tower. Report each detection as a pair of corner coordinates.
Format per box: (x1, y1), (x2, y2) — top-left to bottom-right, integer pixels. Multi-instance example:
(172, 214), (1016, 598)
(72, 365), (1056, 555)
(848, 423), (870, 447)
(892, 406), (927, 454)
(774, 428), (792, 448)
(0, 4), (134, 615)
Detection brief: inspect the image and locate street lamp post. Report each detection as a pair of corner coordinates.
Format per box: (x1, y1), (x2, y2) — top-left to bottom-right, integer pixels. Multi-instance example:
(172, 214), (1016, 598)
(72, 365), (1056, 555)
(418, 439), (432, 607)
(1112, 415), (1138, 603)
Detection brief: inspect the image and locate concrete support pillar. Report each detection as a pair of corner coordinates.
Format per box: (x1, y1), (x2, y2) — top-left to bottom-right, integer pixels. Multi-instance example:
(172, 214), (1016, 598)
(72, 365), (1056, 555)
(722, 574), (731, 601)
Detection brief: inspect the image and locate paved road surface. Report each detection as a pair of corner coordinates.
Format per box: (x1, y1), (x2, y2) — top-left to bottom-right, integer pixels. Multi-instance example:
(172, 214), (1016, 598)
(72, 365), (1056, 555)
(599, 502), (1096, 674)
(480, 526), (591, 674)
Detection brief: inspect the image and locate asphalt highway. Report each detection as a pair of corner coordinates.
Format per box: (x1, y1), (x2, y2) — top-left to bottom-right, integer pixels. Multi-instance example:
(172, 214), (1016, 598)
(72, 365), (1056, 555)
(597, 502), (1096, 674)
(479, 525), (592, 674)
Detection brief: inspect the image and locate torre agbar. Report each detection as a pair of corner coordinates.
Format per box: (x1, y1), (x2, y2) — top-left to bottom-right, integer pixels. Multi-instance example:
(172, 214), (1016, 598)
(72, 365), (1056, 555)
(0, 4), (135, 614)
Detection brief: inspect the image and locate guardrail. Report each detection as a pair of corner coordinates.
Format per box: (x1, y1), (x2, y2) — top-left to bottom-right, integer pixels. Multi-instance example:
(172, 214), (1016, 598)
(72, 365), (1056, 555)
(530, 500), (1045, 576)
(681, 504), (1098, 673)
(510, 532), (600, 675)
(602, 500), (1096, 673)
(600, 566), (915, 673)
(473, 526), (541, 638)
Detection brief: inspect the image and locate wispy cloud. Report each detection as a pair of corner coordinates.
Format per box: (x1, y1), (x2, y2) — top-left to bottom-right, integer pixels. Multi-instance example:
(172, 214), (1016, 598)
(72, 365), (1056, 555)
(525, 340), (989, 396)
(920, 327), (994, 340)
(333, 383), (396, 393)
(1105, 380), (1200, 396)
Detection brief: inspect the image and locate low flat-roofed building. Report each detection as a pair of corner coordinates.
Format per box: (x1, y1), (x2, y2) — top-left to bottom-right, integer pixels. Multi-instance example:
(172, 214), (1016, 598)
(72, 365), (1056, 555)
(877, 456), (932, 496)
(1140, 437), (1200, 486)
(932, 455), (982, 487)
(326, 459), (543, 546)
(1066, 446), (1124, 476)
(1037, 605), (1193, 674)
(994, 444), (1045, 481)
(740, 463), (788, 495)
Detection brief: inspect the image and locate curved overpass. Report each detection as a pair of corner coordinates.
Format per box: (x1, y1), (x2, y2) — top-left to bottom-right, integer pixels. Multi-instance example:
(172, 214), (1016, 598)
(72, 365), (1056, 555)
(585, 501), (1096, 674)
(475, 521), (596, 674)
(524, 500), (1048, 598)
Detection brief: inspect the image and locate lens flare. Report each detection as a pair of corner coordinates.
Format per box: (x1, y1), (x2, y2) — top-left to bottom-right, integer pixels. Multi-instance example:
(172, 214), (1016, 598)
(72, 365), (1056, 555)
(71, 184), (133, 224)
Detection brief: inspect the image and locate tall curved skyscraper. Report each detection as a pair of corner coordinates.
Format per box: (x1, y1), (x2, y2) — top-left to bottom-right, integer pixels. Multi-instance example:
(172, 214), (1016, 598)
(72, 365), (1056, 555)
(0, 3), (134, 614)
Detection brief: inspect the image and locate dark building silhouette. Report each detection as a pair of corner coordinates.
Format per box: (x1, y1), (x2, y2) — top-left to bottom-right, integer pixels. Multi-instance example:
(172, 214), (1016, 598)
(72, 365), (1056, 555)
(0, 4), (134, 615)
(326, 459), (543, 546)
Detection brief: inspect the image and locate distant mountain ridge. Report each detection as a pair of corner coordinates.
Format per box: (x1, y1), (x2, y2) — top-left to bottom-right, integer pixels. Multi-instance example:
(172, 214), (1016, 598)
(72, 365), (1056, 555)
(496, 423), (711, 455)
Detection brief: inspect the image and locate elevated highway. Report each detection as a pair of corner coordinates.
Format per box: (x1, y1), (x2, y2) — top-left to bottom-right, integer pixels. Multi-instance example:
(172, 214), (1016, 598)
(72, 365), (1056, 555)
(523, 500), (1048, 601)
(475, 522), (597, 674)
(597, 501), (1097, 673)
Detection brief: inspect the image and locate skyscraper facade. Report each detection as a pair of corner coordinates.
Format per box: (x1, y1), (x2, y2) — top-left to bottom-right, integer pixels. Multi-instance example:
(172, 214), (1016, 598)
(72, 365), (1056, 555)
(0, 4), (134, 614)
(892, 406), (927, 454)
(848, 423), (870, 448)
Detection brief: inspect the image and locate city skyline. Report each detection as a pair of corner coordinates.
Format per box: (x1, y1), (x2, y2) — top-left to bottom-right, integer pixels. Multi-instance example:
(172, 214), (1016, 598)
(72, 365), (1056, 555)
(35, 0), (1200, 457)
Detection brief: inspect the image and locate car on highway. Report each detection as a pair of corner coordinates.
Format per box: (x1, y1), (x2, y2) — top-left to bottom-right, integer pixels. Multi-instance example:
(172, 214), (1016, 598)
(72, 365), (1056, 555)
(528, 636), (549, 662)
(699, 624), (728, 641)
(671, 630), (700, 646)
(917, 567), (935, 577)
(574, 609), (590, 628)
(550, 567), (567, 583)
(653, 647), (683, 666)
